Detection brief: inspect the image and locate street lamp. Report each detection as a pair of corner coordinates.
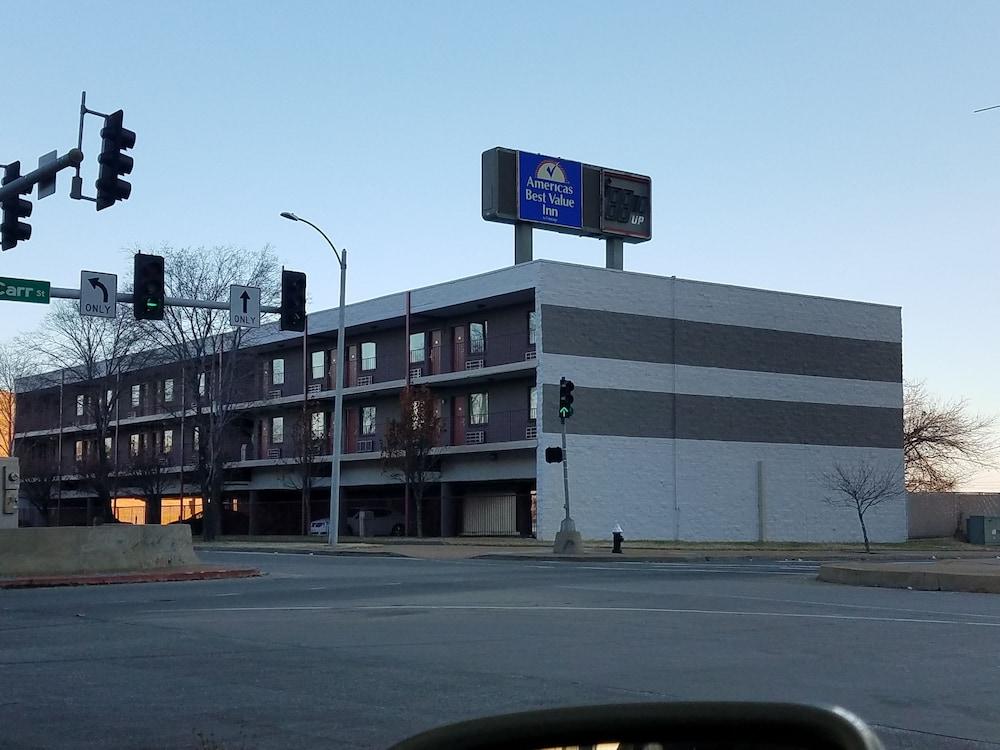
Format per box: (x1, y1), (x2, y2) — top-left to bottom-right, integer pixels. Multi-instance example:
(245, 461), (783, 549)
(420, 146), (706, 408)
(281, 211), (347, 547)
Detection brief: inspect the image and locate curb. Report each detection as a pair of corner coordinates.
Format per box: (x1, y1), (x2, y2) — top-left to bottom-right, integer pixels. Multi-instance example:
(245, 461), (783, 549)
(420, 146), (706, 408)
(196, 545), (404, 558)
(818, 564), (1000, 594)
(0, 567), (261, 590)
(470, 553), (966, 564)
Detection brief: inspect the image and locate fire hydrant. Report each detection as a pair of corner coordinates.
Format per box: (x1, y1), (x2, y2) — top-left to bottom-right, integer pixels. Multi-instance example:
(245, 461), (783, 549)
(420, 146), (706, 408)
(612, 523), (624, 554)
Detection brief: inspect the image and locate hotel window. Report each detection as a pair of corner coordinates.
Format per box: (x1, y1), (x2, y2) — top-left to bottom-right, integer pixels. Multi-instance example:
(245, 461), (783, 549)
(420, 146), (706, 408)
(469, 392), (489, 425)
(469, 322), (486, 355)
(272, 358), (284, 386)
(361, 342), (376, 371)
(361, 406), (376, 435)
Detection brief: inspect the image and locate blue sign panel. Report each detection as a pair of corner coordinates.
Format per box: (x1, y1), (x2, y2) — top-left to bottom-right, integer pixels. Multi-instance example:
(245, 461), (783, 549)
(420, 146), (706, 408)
(517, 151), (583, 229)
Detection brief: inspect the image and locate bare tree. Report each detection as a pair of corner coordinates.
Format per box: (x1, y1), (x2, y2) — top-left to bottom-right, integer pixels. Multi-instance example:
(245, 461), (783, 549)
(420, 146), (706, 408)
(904, 381), (998, 492)
(123, 449), (171, 525)
(381, 386), (441, 538)
(0, 336), (40, 457)
(284, 403), (325, 534)
(146, 245), (280, 540)
(823, 460), (905, 552)
(38, 302), (149, 522)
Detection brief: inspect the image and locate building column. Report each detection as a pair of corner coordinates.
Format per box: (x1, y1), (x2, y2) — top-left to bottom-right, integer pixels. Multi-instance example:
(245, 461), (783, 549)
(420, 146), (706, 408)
(248, 490), (259, 537)
(440, 482), (457, 538)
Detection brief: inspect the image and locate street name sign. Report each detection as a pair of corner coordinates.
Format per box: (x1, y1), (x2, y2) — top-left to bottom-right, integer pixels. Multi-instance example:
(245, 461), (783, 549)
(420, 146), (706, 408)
(0, 276), (50, 304)
(230, 284), (261, 328)
(79, 271), (118, 318)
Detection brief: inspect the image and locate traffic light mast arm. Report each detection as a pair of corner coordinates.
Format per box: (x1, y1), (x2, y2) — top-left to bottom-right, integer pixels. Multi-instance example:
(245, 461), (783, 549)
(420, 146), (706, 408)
(0, 149), (83, 203)
(46, 286), (281, 313)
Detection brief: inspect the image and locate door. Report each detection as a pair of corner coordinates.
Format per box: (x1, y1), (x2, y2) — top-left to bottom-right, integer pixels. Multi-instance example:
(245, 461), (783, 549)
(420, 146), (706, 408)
(451, 396), (465, 445)
(345, 407), (359, 453)
(433, 398), (445, 446)
(452, 325), (465, 371)
(429, 329), (442, 374)
(347, 344), (358, 387)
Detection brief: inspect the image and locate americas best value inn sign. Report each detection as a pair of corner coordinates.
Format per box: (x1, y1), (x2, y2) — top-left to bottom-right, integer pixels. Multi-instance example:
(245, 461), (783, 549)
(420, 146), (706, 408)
(482, 147), (651, 243)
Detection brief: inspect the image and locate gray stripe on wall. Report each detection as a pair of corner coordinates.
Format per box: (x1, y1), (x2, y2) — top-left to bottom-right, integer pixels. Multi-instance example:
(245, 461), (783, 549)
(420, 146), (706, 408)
(542, 353), (902, 408)
(542, 304), (902, 383)
(542, 384), (902, 449)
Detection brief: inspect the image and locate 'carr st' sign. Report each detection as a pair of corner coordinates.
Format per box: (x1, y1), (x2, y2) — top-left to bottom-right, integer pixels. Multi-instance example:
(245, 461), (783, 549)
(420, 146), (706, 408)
(0, 277), (50, 304)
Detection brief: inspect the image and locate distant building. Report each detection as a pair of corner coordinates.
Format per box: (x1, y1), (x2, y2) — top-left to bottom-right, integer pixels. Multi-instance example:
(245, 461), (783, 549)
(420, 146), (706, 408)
(13, 260), (906, 541)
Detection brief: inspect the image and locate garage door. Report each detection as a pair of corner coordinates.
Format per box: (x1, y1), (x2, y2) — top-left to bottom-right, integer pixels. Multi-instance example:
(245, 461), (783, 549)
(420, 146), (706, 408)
(461, 494), (517, 536)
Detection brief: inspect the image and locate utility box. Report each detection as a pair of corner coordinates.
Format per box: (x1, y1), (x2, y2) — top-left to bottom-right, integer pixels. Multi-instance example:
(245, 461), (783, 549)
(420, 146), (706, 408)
(966, 515), (1000, 545)
(0, 457), (20, 529)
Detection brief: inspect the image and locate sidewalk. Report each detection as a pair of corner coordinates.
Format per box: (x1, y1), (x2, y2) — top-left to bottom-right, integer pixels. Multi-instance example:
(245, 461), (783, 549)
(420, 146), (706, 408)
(819, 559), (1000, 594)
(195, 537), (1000, 563)
(0, 565), (261, 590)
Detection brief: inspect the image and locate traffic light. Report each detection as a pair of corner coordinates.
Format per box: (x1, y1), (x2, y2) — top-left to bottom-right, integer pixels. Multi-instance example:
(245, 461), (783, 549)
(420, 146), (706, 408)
(1, 162), (32, 252)
(544, 446), (564, 463)
(95, 109), (136, 211)
(559, 377), (575, 419)
(134, 253), (165, 320)
(280, 269), (306, 332)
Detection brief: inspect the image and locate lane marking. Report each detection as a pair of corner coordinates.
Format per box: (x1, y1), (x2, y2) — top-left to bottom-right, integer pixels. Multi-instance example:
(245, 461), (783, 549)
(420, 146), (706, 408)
(211, 593), (241, 597)
(575, 565), (814, 576)
(140, 603), (1000, 628)
(720, 593), (1000, 621)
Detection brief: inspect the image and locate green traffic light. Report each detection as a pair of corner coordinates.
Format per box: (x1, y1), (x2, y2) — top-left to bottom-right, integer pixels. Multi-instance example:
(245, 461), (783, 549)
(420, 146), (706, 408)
(146, 300), (159, 309)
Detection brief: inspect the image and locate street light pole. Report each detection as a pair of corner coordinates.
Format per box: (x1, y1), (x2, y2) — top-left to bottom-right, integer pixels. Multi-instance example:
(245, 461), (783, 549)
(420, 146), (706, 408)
(281, 212), (347, 547)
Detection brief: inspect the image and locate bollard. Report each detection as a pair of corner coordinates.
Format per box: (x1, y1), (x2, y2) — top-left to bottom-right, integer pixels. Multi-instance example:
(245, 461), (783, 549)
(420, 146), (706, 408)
(612, 523), (624, 554)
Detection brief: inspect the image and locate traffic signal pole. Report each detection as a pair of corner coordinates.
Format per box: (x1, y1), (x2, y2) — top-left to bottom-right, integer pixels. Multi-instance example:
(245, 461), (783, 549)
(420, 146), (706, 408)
(0, 149), (83, 203)
(560, 415), (571, 523)
(44, 286), (281, 314)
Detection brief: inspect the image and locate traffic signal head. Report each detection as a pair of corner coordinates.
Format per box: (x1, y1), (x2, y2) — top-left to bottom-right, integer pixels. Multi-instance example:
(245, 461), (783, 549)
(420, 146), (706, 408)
(1, 162), (32, 252)
(133, 253), (165, 320)
(280, 269), (307, 332)
(558, 377), (575, 419)
(96, 109), (136, 211)
(544, 446), (564, 464)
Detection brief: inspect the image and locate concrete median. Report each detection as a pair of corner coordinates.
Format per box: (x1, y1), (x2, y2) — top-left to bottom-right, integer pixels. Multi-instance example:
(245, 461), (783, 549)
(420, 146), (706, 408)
(0, 525), (199, 577)
(819, 559), (1000, 594)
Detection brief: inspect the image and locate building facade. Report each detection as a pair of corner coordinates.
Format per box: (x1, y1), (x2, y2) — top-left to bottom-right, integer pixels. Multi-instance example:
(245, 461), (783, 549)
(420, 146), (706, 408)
(13, 259), (906, 541)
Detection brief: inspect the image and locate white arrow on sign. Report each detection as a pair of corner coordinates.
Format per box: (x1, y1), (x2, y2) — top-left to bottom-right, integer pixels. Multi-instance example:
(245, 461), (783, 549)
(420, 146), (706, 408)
(79, 271), (118, 319)
(230, 284), (261, 328)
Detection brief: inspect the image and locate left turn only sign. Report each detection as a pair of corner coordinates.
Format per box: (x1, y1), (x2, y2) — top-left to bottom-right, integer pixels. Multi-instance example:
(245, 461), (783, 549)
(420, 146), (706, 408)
(80, 271), (118, 319)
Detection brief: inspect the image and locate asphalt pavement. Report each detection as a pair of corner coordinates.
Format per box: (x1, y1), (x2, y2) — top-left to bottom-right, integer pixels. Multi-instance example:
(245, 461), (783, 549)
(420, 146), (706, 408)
(2, 552), (999, 750)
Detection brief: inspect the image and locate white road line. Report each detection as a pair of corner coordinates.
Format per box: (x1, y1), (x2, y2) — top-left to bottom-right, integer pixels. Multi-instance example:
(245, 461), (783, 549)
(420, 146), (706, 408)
(141, 603), (1000, 628)
(211, 593), (241, 597)
(720, 593), (1000, 621)
(575, 565), (815, 575)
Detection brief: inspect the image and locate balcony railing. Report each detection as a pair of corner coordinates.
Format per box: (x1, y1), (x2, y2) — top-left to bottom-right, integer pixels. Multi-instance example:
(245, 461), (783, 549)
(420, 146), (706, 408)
(450, 408), (535, 447)
(340, 407), (535, 455)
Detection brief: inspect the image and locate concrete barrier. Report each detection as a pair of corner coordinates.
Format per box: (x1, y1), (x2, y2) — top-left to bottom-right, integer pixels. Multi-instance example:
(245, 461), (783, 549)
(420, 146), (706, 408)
(0, 525), (198, 577)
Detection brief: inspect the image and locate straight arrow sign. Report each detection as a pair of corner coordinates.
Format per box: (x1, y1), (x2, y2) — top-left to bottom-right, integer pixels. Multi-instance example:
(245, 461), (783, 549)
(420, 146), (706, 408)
(230, 285), (261, 328)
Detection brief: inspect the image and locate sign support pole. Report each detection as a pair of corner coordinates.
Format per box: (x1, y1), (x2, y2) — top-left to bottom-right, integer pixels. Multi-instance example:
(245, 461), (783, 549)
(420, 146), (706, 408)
(605, 238), (624, 270)
(514, 223), (533, 264)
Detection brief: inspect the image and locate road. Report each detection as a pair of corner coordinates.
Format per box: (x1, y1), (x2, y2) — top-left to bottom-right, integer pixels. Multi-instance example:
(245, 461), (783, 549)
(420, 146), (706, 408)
(2, 552), (999, 750)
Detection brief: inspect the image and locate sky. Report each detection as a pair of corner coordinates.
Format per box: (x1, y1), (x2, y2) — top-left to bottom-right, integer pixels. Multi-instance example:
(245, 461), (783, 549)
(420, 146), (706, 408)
(3, 1), (999, 488)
